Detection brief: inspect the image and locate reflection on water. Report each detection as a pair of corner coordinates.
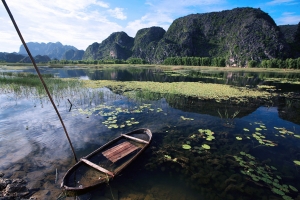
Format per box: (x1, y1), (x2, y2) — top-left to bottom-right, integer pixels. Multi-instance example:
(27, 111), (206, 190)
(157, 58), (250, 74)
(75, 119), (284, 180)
(0, 68), (300, 199)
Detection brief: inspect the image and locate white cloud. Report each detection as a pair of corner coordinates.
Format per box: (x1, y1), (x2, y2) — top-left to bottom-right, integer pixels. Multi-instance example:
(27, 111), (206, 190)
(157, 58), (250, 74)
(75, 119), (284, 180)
(108, 7), (127, 20)
(277, 12), (300, 24)
(266, 0), (298, 5)
(0, 0), (124, 52)
(125, 13), (171, 37)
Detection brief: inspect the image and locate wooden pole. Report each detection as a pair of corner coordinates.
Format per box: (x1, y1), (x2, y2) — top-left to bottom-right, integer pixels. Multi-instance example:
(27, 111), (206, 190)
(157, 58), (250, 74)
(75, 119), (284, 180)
(1, 0), (78, 162)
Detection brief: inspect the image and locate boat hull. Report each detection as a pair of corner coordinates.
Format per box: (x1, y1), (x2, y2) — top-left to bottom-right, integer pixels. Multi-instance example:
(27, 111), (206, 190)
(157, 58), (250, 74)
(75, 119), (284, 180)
(61, 128), (152, 191)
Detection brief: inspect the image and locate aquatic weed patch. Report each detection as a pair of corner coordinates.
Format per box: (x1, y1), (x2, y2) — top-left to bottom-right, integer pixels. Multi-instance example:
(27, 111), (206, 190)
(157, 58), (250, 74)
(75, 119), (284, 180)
(234, 152), (298, 199)
(75, 102), (161, 129)
(82, 80), (271, 103)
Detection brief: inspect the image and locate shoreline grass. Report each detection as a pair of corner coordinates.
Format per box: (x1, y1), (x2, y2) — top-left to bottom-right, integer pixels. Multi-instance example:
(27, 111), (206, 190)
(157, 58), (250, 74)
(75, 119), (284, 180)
(2, 64), (300, 73)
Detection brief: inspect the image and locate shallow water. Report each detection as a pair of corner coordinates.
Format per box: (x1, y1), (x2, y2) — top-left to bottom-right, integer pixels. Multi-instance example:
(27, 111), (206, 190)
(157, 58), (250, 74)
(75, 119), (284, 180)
(0, 67), (300, 199)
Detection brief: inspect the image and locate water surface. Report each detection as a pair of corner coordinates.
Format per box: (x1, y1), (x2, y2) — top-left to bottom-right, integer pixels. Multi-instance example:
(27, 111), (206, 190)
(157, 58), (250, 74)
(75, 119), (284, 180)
(0, 66), (300, 199)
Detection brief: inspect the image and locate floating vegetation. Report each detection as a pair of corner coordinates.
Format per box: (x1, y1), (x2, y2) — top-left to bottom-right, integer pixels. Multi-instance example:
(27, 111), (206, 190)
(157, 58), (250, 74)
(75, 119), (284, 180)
(234, 152), (298, 199)
(76, 102), (158, 129)
(255, 127), (262, 131)
(289, 185), (298, 192)
(83, 80), (271, 103)
(182, 144), (192, 150)
(243, 128), (249, 131)
(244, 122), (278, 147)
(156, 108), (163, 112)
(181, 116), (194, 121)
(198, 129), (215, 141)
(293, 160), (300, 166)
(252, 132), (277, 147)
(274, 127), (294, 136)
(201, 144), (210, 150)
(236, 136), (242, 140)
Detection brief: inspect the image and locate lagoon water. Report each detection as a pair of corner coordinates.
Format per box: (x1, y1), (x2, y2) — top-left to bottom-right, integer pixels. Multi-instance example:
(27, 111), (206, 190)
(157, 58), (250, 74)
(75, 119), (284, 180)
(1, 66), (300, 199)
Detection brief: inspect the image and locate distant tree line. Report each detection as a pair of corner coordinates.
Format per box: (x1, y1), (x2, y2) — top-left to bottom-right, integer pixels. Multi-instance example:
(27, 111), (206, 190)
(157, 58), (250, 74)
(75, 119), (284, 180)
(21, 56), (300, 69)
(248, 58), (300, 69)
(163, 56), (300, 69)
(163, 57), (226, 67)
(47, 57), (147, 65)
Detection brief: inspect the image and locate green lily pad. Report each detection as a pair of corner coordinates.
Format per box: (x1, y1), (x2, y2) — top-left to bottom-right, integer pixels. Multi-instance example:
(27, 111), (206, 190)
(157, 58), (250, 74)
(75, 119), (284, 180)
(201, 144), (210, 150)
(282, 195), (293, 200)
(293, 160), (300, 165)
(271, 187), (285, 196)
(243, 128), (249, 131)
(289, 185), (298, 192)
(182, 144), (191, 150)
(276, 175), (282, 180)
(206, 135), (215, 141)
(255, 127), (262, 131)
(236, 136), (242, 140)
(164, 155), (171, 159)
(294, 135), (300, 138)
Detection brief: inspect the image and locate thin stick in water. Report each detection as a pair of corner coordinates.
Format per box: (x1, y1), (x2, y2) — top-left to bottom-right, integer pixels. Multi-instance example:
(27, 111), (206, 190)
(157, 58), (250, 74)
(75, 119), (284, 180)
(1, 0), (78, 162)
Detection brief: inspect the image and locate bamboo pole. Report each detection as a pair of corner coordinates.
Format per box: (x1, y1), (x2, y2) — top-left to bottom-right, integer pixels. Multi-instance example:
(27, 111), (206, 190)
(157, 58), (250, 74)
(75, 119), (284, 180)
(1, 0), (78, 162)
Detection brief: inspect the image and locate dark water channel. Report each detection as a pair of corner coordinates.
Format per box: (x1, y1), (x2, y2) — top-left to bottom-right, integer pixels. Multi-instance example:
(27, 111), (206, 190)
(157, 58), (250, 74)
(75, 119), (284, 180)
(1, 66), (300, 200)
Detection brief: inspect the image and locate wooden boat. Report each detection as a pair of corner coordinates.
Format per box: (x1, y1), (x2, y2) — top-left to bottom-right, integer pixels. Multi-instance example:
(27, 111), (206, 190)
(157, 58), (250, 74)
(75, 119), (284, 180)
(61, 128), (152, 191)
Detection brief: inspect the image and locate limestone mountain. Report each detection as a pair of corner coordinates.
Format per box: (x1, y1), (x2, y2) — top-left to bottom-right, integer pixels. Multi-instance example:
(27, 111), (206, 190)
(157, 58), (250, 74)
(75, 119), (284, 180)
(83, 32), (134, 60)
(152, 7), (290, 64)
(61, 49), (84, 60)
(83, 7), (295, 65)
(20, 55), (51, 63)
(131, 27), (166, 63)
(279, 25), (298, 44)
(19, 42), (78, 59)
(0, 52), (25, 63)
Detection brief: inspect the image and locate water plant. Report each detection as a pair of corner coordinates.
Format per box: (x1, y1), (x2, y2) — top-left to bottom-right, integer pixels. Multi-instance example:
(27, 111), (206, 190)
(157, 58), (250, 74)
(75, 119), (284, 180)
(293, 160), (300, 166)
(234, 152), (298, 199)
(201, 144), (210, 150)
(83, 79), (271, 104)
(180, 116), (194, 120)
(236, 136), (242, 140)
(182, 144), (192, 150)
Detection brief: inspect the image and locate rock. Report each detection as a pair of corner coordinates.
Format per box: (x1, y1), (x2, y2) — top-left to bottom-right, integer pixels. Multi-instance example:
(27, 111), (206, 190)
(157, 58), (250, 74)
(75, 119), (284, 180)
(0, 179), (11, 190)
(4, 183), (26, 193)
(3, 182), (29, 197)
(29, 190), (50, 200)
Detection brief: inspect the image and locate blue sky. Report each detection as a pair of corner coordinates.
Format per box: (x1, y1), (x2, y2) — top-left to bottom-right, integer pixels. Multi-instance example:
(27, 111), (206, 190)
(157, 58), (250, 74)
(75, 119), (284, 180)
(0, 0), (299, 53)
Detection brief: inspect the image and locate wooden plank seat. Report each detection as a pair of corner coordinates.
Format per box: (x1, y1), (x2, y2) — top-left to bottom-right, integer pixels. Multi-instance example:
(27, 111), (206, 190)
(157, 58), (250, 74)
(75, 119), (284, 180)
(102, 141), (139, 163)
(80, 158), (114, 177)
(121, 134), (149, 144)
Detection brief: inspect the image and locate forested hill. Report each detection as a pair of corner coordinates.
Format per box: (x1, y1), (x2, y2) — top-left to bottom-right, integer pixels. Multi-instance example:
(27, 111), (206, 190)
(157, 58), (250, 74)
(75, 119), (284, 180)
(83, 7), (299, 65)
